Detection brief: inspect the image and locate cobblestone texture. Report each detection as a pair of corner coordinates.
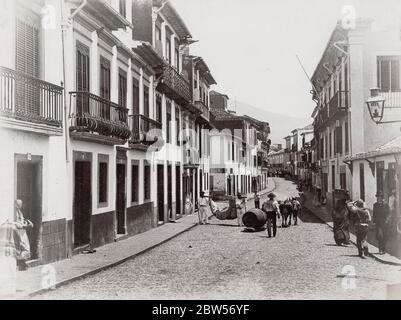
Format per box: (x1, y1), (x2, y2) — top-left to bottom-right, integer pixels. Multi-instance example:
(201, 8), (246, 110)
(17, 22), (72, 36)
(35, 179), (401, 300)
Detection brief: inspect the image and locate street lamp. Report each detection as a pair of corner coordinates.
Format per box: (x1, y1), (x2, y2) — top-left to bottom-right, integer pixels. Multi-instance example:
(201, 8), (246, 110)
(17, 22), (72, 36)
(366, 87), (401, 124)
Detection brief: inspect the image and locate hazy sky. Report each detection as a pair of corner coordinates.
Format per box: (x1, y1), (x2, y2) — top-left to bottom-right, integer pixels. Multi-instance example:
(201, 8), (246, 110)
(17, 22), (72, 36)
(171, 0), (401, 120)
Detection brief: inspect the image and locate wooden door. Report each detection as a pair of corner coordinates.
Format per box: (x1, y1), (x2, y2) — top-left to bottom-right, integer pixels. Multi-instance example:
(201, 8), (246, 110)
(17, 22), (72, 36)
(116, 164), (126, 234)
(73, 161), (91, 248)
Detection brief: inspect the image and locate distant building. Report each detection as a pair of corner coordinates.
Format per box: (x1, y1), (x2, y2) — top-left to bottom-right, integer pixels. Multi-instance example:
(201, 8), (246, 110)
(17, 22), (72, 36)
(209, 91), (271, 200)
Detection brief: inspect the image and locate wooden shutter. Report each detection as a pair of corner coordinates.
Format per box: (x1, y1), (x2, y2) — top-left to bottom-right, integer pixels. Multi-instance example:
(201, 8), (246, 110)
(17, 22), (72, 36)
(100, 57), (110, 100)
(132, 78), (140, 115)
(15, 15), (40, 115)
(391, 59), (400, 92)
(337, 126), (343, 155)
(143, 86), (149, 117)
(380, 59), (391, 92)
(76, 41), (90, 114)
(118, 69), (127, 108)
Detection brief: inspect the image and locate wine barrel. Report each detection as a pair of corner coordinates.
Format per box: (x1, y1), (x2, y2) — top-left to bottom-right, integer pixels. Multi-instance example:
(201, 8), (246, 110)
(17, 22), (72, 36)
(242, 208), (267, 229)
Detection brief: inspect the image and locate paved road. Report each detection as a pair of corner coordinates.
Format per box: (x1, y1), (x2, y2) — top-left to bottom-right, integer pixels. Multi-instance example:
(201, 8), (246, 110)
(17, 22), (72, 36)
(35, 178), (401, 300)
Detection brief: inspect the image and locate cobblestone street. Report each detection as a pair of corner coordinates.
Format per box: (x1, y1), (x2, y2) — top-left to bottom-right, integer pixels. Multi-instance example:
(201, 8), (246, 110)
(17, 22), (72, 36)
(35, 179), (401, 300)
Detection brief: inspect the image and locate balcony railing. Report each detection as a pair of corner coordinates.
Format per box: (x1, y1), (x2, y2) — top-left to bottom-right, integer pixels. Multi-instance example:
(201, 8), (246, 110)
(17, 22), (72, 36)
(193, 100), (210, 122)
(157, 64), (191, 105)
(69, 91), (130, 140)
(380, 91), (401, 108)
(129, 114), (162, 145)
(0, 66), (63, 127)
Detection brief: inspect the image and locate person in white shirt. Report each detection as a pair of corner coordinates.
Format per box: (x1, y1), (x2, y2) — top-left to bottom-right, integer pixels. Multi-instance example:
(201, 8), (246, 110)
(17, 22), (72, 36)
(262, 193), (281, 238)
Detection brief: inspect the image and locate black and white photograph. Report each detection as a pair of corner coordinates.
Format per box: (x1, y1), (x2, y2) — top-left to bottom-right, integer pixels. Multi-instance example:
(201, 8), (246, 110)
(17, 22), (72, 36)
(1, 0), (401, 304)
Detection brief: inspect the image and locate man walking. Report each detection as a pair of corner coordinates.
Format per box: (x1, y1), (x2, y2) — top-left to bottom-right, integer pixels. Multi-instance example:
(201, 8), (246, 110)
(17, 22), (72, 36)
(373, 192), (390, 254)
(254, 192), (260, 209)
(349, 200), (371, 259)
(262, 193), (281, 238)
(198, 192), (210, 225)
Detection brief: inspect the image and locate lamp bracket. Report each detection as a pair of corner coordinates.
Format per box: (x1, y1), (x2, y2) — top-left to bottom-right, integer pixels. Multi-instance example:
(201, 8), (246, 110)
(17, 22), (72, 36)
(365, 159), (375, 177)
(343, 160), (353, 175)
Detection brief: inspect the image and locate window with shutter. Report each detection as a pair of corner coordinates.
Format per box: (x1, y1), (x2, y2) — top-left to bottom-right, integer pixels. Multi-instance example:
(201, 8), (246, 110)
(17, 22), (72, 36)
(99, 57), (111, 119)
(165, 30), (172, 65)
(118, 69), (127, 108)
(15, 15), (40, 115)
(166, 101), (171, 143)
(143, 86), (149, 117)
(100, 57), (110, 100)
(176, 107), (180, 146)
(344, 121), (349, 154)
(132, 78), (140, 115)
(378, 56), (401, 92)
(119, 0), (126, 18)
(329, 132), (332, 158)
(156, 94), (162, 123)
(76, 41), (90, 114)
(337, 126), (343, 155)
(360, 163), (365, 201)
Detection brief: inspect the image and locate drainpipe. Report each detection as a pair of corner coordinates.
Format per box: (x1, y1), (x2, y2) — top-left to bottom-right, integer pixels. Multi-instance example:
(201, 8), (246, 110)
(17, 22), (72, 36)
(60, 0), (88, 163)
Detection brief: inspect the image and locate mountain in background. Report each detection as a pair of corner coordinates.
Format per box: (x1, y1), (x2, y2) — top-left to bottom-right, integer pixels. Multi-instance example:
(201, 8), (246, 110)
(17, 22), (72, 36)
(228, 100), (312, 144)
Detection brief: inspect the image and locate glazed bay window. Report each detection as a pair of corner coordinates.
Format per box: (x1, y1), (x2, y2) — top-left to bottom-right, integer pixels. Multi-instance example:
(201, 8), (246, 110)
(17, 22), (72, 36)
(98, 155), (109, 206)
(144, 163), (151, 201)
(131, 162), (139, 203)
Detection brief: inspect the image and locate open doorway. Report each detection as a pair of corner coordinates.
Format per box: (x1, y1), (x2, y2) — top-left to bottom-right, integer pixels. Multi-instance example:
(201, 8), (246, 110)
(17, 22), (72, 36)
(157, 164), (164, 223)
(176, 165), (181, 216)
(15, 155), (42, 260)
(167, 164), (172, 220)
(73, 160), (92, 249)
(116, 163), (126, 235)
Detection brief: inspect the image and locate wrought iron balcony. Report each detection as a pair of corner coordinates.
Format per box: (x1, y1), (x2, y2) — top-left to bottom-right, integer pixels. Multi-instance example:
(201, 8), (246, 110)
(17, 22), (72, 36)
(129, 114), (162, 146)
(0, 66), (63, 127)
(193, 100), (210, 123)
(157, 64), (191, 105)
(69, 91), (130, 141)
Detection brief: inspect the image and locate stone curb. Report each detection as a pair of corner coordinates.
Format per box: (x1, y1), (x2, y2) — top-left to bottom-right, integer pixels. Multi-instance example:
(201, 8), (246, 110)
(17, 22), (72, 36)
(24, 178), (277, 299)
(303, 201), (401, 267)
(25, 222), (199, 299)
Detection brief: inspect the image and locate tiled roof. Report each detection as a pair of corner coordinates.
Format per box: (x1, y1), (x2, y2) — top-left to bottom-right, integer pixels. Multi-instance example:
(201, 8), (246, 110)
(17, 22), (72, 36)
(210, 109), (240, 120)
(345, 135), (401, 161)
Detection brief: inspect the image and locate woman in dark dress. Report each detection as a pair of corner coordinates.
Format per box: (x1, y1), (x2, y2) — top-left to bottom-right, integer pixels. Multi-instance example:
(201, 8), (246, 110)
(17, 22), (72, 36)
(332, 198), (350, 246)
